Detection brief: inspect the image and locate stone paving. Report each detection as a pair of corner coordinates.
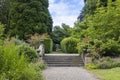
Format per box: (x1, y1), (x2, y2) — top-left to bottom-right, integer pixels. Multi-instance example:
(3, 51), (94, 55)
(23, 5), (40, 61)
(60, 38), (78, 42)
(42, 67), (99, 80)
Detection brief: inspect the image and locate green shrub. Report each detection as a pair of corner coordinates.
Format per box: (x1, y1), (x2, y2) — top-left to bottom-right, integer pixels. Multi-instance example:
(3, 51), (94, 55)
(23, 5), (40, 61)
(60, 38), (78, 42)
(0, 42), (44, 80)
(19, 44), (39, 62)
(77, 39), (120, 59)
(77, 41), (90, 54)
(85, 63), (99, 70)
(61, 37), (79, 53)
(43, 38), (53, 53)
(18, 64), (44, 80)
(86, 57), (120, 69)
(31, 61), (46, 71)
(98, 57), (120, 69)
(100, 39), (120, 56)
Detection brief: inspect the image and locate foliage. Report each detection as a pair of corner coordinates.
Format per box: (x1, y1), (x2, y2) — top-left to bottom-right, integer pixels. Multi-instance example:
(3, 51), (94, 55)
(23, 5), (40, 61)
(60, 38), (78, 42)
(52, 23), (71, 44)
(0, 23), (4, 45)
(77, 37), (91, 54)
(86, 57), (120, 69)
(77, 39), (120, 57)
(0, 0), (10, 34)
(61, 37), (79, 53)
(32, 60), (46, 71)
(82, 0), (97, 15)
(98, 57), (120, 69)
(25, 33), (53, 53)
(19, 44), (39, 62)
(27, 33), (50, 48)
(0, 42), (44, 80)
(75, 0), (120, 57)
(78, 0), (114, 21)
(85, 63), (99, 70)
(9, 0), (52, 39)
(0, 23), (4, 37)
(100, 39), (120, 56)
(44, 38), (53, 53)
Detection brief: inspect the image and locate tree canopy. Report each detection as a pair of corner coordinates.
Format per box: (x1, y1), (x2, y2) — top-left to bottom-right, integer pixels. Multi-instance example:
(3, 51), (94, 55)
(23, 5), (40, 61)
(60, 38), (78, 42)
(0, 0), (53, 39)
(52, 23), (71, 44)
(75, 0), (120, 56)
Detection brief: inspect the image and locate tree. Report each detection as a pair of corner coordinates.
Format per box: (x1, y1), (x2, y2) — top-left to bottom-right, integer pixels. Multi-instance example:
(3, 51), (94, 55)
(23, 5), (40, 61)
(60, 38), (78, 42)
(52, 23), (71, 44)
(0, 23), (4, 45)
(0, 0), (10, 34)
(76, 0), (120, 56)
(9, 0), (53, 39)
(0, 23), (4, 37)
(78, 0), (97, 21)
(78, 0), (116, 21)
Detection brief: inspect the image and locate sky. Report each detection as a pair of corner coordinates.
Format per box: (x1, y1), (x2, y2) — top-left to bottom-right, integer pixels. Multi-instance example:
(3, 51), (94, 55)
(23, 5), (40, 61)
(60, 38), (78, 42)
(49, 0), (84, 27)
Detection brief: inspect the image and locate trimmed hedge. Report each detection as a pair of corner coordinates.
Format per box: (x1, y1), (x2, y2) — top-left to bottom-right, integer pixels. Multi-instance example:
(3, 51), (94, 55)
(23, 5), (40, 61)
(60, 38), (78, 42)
(43, 38), (53, 53)
(61, 37), (79, 53)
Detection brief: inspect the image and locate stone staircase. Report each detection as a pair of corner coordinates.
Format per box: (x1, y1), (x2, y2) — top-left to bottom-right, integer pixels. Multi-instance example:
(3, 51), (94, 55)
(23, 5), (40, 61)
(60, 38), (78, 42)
(43, 54), (84, 67)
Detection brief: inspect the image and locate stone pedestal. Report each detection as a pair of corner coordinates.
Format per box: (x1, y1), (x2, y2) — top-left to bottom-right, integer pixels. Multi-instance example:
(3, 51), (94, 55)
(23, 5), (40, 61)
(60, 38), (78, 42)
(85, 53), (92, 65)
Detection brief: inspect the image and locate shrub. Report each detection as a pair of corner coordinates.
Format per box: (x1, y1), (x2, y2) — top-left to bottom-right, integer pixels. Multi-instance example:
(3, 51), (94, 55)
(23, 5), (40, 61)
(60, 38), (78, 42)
(18, 64), (44, 80)
(26, 33), (50, 49)
(43, 38), (53, 53)
(85, 63), (99, 70)
(98, 57), (120, 69)
(77, 41), (90, 54)
(85, 57), (120, 69)
(61, 37), (79, 53)
(0, 41), (44, 80)
(19, 44), (39, 62)
(26, 33), (53, 53)
(100, 39), (120, 56)
(77, 38), (120, 59)
(31, 60), (46, 71)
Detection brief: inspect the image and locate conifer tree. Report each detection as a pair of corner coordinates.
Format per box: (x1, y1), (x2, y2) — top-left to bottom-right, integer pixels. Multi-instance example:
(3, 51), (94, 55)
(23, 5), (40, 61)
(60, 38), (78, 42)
(9, 0), (53, 39)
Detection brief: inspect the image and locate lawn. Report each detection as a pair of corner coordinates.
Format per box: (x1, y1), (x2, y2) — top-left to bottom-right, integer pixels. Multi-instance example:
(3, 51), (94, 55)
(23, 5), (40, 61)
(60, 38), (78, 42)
(50, 51), (63, 54)
(91, 67), (120, 80)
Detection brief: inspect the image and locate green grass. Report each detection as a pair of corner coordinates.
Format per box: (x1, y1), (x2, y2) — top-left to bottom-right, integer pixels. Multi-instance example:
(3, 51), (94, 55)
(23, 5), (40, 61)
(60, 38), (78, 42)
(50, 50), (63, 54)
(91, 67), (120, 80)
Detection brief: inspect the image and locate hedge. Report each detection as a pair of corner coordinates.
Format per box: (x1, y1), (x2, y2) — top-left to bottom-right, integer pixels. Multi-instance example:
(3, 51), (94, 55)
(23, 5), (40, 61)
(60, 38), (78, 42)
(61, 37), (79, 53)
(43, 38), (53, 53)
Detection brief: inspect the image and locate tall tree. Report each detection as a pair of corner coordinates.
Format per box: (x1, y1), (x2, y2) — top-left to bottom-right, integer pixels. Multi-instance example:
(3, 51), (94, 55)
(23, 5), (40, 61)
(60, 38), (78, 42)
(78, 0), (116, 21)
(78, 0), (97, 21)
(76, 0), (120, 56)
(0, 0), (10, 34)
(52, 23), (71, 44)
(9, 0), (53, 39)
(0, 23), (4, 45)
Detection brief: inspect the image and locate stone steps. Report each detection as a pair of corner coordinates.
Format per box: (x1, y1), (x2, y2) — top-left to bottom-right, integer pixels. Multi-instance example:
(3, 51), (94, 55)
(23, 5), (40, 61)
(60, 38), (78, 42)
(43, 54), (84, 67)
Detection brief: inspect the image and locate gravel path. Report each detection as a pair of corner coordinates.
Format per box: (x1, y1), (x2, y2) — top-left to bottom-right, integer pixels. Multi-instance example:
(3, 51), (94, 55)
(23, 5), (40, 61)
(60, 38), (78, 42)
(42, 67), (99, 80)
